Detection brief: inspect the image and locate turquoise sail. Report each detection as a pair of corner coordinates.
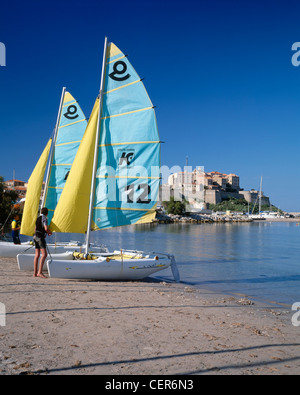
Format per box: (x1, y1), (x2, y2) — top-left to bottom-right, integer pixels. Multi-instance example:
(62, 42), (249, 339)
(45, 92), (87, 223)
(92, 43), (161, 230)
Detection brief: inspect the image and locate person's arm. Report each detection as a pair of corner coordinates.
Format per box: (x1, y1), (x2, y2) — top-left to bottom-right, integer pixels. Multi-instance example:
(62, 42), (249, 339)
(44, 223), (52, 236)
(42, 216), (52, 236)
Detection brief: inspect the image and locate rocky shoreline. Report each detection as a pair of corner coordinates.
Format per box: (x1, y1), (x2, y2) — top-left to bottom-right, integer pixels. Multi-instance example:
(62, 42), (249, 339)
(156, 212), (253, 224)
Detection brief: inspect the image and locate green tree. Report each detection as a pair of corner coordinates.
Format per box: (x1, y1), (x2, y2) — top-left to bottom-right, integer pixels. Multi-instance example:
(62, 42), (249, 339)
(162, 197), (186, 215)
(209, 197), (282, 214)
(0, 176), (19, 232)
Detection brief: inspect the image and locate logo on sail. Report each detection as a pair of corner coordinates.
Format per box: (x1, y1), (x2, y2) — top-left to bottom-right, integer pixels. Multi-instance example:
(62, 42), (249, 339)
(109, 61), (130, 81)
(0, 42), (6, 67)
(64, 105), (79, 120)
(118, 150), (135, 167)
(64, 168), (71, 181)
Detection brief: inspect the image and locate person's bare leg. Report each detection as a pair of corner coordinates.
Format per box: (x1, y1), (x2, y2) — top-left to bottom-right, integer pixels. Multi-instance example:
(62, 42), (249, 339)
(37, 249), (47, 278)
(33, 249), (40, 277)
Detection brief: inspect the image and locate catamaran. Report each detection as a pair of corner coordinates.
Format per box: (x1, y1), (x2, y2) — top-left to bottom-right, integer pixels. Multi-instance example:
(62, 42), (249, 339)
(19, 38), (179, 282)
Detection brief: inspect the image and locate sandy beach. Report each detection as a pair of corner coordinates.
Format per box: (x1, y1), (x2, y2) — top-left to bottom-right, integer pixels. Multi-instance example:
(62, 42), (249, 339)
(0, 257), (300, 376)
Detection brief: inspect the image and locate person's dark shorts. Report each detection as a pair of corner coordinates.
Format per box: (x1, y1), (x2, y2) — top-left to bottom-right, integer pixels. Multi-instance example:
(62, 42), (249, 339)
(33, 235), (47, 249)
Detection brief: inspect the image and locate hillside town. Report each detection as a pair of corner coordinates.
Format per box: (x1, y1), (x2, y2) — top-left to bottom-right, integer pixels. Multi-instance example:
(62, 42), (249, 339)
(160, 167), (271, 213)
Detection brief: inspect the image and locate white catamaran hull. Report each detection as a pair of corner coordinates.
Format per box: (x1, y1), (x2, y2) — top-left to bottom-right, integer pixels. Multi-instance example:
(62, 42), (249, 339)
(17, 245), (108, 271)
(46, 251), (180, 281)
(48, 258), (170, 281)
(0, 242), (34, 258)
(17, 251), (74, 272)
(0, 241), (86, 258)
(0, 242), (107, 258)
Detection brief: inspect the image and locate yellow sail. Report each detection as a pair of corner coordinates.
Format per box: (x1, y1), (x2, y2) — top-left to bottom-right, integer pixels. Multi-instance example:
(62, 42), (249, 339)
(49, 98), (99, 234)
(44, 90), (87, 223)
(20, 139), (52, 236)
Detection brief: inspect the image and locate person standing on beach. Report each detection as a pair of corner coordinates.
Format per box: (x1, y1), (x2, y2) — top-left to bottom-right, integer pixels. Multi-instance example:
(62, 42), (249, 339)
(33, 207), (52, 278)
(11, 214), (21, 244)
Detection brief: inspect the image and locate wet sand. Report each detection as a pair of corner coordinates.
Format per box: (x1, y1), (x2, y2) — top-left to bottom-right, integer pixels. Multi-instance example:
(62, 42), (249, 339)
(0, 257), (300, 375)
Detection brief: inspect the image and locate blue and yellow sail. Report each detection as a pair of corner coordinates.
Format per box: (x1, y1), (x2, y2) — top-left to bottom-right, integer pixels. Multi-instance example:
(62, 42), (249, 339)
(44, 92), (87, 223)
(20, 91), (87, 236)
(50, 99), (99, 233)
(92, 42), (160, 230)
(49, 41), (160, 233)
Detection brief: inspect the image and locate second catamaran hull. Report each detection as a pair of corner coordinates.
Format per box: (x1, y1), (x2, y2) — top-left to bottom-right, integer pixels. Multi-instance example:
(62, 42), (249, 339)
(0, 242), (85, 258)
(17, 252), (74, 272)
(47, 253), (175, 281)
(17, 245), (108, 271)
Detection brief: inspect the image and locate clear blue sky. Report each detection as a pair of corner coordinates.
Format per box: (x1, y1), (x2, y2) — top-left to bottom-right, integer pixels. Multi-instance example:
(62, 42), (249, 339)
(0, 0), (300, 211)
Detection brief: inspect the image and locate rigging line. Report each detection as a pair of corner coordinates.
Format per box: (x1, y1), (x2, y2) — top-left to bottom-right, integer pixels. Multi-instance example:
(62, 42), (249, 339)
(62, 100), (77, 108)
(58, 118), (87, 129)
(101, 107), (153, 120)
(104, 79), (140, 95)
(99, 140), (160, 147)
(55, 140), (82, 147)
(0, 206), (15, 234)
(50, 163), (73, 166)
(107, 54), (126, 65)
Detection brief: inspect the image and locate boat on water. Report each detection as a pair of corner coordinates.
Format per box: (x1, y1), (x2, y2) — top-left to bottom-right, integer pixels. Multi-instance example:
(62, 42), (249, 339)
(18, 38), (180, 282)
(260, 211), (282, 219)
(248, 214), (266, 221)
(249, 211), (284, 220)
(247, 176), (268, 221)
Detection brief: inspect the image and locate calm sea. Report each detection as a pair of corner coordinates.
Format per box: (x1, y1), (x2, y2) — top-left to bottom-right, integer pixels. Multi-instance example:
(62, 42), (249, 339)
(54, 222), (300, 307)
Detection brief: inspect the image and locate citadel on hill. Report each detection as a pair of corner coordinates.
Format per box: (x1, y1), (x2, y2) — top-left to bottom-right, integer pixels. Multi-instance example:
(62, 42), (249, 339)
(161, 167), (270, 212)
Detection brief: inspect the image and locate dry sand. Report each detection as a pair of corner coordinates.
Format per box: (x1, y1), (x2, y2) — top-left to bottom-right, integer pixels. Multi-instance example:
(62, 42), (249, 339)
(0, 257), (300, 376)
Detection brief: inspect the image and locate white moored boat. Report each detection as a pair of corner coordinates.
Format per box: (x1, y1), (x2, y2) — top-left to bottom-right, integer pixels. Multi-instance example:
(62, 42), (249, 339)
(0, 240), (83, 258)
(18, 250), (179, 281)
(46, 250), (179, 281)
(17, 244), (108, 271)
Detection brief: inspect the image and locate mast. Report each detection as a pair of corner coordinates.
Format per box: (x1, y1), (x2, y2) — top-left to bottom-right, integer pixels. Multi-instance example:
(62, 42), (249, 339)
(259, 176), (263, 215)
(41, 86), (66, 209)
(85, 37), (108, 254)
